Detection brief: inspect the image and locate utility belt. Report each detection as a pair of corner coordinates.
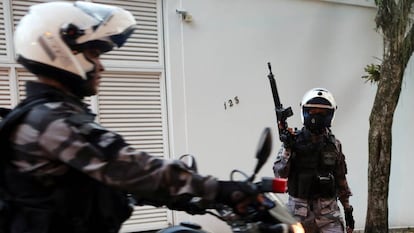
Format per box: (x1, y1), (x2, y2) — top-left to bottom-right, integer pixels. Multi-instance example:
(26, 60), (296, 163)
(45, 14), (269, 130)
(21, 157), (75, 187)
(288, 172), (336, 199)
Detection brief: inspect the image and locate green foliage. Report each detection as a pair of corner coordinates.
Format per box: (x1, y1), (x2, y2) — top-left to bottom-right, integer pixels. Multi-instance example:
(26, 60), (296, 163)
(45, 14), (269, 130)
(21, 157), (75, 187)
(374, 0), (381, 6)
(362, 63), (381, 84)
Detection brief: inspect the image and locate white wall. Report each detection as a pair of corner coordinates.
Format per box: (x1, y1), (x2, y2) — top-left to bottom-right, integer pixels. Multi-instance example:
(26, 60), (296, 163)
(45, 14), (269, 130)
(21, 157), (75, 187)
(164, 0), (412, 231)
(389, 57), (414, 228)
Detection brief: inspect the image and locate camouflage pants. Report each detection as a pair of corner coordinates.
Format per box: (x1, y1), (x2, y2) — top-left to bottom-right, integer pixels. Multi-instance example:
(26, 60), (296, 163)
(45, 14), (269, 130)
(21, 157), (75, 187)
(287, 196), (345, 233)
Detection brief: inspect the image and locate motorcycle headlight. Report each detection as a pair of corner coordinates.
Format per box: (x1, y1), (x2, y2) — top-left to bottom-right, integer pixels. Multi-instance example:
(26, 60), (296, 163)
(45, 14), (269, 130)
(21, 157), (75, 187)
(291, 222), (305, 233)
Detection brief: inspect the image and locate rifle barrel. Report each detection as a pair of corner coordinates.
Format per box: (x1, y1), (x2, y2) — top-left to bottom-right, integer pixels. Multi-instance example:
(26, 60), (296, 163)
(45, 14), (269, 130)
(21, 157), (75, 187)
(267, 63), (282, 109)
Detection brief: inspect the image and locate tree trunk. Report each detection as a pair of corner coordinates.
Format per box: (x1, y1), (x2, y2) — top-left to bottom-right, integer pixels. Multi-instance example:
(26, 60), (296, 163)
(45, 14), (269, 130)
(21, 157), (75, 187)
(365, 44), (404, 233)
(364, 1), (414, 231)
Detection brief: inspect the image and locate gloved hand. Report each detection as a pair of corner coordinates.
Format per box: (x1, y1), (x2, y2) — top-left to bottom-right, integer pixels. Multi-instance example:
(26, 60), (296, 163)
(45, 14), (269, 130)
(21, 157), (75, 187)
(344, 206), (355, 233)
(165, 194), (207, 215)
(215, 180), (259, 214)
(133, 194), (206, 215)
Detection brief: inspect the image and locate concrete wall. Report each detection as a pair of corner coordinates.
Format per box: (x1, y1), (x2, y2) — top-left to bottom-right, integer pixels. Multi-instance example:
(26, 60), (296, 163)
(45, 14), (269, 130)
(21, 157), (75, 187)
(163, 0), (412, 231)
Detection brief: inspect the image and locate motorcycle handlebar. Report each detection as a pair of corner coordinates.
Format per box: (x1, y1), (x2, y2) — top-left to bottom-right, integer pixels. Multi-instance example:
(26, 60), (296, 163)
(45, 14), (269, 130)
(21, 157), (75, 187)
(182, 177), (288, 216)
(257, 177), (287, 193)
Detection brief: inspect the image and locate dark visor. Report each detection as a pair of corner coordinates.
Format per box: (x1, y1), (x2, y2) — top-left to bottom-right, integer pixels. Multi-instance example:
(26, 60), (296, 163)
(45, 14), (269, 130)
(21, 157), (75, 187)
(110, 26), (135, 47)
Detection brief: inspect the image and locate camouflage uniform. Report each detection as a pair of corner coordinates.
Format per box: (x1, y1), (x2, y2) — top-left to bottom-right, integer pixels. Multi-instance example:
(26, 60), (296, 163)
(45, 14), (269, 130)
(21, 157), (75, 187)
(273, 128), (352, 233)
(5, 81), (218, 232)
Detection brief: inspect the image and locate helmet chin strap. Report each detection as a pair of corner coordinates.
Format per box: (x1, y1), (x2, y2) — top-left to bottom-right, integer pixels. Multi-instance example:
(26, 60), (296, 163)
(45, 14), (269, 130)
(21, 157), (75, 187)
(306, 126), (326, 135)
(76, 52), (100, 97)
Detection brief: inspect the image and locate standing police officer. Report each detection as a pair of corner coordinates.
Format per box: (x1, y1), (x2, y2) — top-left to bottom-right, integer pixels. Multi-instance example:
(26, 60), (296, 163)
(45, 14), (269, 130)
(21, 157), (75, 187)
(273, 88), (355, 233)
(2, 2), (255, 233)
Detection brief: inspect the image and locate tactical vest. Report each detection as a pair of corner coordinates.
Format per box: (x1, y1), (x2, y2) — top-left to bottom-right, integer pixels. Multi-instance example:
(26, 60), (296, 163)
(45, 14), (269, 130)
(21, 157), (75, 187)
(287, 129), (339, 199)
(0, 97), (133, 233)
(4, 166), (133, 233)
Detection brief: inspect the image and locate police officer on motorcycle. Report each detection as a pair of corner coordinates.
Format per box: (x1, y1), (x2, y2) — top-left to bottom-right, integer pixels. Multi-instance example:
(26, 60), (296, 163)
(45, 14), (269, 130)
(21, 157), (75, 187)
(1, 2), (256, 232)
(273, 88), (355, 233)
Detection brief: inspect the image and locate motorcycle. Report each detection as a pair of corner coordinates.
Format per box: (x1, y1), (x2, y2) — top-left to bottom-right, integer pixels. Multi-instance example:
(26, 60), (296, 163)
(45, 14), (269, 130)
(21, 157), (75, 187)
(157, 128), (304, 233)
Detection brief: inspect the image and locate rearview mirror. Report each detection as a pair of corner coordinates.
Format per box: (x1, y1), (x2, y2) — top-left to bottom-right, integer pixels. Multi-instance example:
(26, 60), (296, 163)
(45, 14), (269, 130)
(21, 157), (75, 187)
(249, 127), (273, 181)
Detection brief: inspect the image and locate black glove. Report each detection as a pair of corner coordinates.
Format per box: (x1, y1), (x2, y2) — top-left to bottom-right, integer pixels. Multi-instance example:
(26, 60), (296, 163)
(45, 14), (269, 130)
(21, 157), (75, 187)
(167, 196), (207, 215)
(215, 181), (258, 212)
(133, 194), (206, 215)
(344, 206), (355, 231)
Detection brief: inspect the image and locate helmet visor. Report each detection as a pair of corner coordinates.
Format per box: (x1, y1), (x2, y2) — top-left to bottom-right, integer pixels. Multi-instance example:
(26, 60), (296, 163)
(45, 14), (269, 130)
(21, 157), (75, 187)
(110, 25), (135, 47)
(75, 1), (114, 23)
(303, 97), (334, 109)
(306, 107), (332, 116)
(74, 1), (136, 50)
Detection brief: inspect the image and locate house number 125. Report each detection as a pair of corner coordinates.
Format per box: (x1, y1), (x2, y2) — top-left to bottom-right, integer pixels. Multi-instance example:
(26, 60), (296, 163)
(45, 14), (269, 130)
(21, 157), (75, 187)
(224, 96), (239, 110)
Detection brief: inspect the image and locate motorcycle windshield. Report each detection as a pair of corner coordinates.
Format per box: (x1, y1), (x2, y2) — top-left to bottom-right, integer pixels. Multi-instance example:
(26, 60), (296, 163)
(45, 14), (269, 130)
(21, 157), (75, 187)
(264, 193), (298, 225)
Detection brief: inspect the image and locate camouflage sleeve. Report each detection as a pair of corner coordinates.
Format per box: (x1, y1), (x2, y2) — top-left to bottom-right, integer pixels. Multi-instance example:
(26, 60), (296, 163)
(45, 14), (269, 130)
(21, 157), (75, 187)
(334, 139), (353, 209)
(273, 146), (291, 178)
(33, 108), (218, 202)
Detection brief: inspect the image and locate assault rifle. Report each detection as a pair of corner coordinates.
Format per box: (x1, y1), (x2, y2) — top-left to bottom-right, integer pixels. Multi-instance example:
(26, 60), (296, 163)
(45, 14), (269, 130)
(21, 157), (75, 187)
(266, 62), (295, 147)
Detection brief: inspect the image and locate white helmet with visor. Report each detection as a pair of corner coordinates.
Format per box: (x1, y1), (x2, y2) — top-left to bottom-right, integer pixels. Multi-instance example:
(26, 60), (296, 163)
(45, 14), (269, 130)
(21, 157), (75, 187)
(300, 88), (337, 132)
(14, 1), (136, 97)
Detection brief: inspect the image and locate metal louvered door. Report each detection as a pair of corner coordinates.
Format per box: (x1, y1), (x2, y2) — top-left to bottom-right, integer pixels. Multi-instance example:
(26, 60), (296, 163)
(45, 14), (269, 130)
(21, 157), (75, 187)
(97, 0), (161, 64)
(0, 0), (8, 58)
(0, 68), (12, 108)
(0, 0), (13, 108)
(96, 76), (170, 229)
(98, 71), (170, 232)
(4, 0), (171, 232)
(90, 0), (170, 232)
(98, 72), (165, 156)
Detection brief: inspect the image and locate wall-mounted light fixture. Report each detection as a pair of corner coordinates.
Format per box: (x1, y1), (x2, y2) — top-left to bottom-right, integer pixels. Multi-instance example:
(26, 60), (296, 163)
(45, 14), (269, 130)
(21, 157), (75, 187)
(176, 9), (193, 22)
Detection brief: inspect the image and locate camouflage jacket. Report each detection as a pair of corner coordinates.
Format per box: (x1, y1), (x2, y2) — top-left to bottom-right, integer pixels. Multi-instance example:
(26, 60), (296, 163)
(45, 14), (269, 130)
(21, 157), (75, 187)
(8, 81), (218, 203)
(273, 127), (352, 209)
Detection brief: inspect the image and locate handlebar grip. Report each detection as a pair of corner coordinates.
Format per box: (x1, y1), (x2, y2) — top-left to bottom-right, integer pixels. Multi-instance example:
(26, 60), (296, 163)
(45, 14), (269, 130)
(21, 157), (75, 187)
(259, 177), (287, 193)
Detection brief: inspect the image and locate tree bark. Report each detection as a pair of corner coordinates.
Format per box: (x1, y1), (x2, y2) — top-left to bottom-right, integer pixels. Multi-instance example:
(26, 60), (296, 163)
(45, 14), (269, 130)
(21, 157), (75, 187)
(365, 50), (403, 233)
(365, 1), (414, 232)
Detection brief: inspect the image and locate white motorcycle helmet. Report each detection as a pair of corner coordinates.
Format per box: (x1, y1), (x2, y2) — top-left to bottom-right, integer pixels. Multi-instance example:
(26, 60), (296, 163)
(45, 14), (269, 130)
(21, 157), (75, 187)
(300, 88), (337, 132)
(14, 1), (136, 97)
